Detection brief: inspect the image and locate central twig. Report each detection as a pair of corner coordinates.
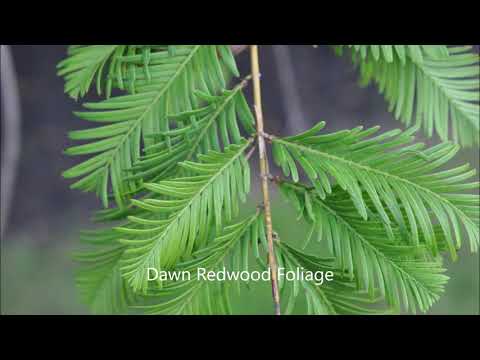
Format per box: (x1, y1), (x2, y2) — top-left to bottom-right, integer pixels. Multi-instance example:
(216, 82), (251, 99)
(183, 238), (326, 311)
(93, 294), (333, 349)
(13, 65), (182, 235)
(250, 45), (281, 315)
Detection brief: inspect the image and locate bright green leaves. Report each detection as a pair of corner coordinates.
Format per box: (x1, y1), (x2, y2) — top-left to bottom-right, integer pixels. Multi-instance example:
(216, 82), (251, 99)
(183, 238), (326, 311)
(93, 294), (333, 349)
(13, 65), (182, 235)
(279, 183), (449, 313)
(337, 45), (480, 147)
(117, 140), (253, 294)
(136, 213), (266, 315)
(57, 45), (123, 100)
(62, 45), (242, 209)
(272, 123), (479, 258)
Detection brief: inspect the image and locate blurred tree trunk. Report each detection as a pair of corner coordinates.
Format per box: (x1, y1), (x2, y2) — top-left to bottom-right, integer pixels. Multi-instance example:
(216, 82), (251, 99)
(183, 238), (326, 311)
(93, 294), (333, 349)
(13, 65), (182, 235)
(272, 45), (309, 134)
(1, 45), (22, 238)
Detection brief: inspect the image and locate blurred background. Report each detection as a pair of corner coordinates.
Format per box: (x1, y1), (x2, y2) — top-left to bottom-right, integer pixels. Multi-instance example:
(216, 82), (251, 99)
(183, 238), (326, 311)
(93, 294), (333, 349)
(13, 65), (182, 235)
(1, 45), (478, 315)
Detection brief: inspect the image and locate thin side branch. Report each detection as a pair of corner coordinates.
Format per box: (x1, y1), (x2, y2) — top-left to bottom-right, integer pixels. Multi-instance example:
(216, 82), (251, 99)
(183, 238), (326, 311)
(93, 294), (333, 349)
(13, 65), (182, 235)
(250, 45), (281, 315)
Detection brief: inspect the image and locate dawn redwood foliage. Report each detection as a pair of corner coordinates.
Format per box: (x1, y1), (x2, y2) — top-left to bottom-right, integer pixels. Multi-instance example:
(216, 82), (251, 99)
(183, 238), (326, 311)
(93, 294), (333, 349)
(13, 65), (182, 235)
(58, 45), (480, 315)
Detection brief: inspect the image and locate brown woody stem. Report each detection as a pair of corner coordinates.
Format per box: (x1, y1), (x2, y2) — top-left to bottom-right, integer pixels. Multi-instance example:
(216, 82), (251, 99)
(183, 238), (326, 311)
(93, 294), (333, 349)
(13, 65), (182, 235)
(250, 45), (281, 315)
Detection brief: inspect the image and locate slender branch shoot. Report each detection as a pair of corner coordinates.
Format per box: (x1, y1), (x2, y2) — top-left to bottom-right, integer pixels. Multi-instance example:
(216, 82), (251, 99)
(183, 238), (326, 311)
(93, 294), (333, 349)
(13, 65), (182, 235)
(250, 45), (282, 315)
